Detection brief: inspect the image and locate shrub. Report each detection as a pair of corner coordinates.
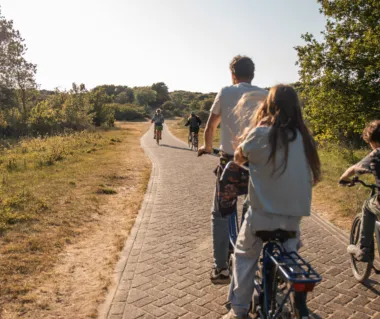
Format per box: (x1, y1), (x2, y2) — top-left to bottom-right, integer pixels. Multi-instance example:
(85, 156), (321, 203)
(109, 103), (147, 121)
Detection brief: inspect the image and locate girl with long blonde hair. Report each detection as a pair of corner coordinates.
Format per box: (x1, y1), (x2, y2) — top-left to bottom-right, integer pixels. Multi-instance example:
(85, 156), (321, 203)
(224, 84), (320, 319)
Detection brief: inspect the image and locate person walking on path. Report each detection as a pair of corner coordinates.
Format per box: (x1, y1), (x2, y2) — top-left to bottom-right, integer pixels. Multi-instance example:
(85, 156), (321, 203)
(198, 55), (268, 284)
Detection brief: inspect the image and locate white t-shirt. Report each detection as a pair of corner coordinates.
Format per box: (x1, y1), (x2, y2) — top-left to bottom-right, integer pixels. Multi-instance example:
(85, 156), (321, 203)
(210, 83), (267, 155)
(240, 126), (312, 218)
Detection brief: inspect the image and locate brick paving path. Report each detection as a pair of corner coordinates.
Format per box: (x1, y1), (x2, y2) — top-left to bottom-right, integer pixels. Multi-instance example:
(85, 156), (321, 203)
(100, 126), (380, 319)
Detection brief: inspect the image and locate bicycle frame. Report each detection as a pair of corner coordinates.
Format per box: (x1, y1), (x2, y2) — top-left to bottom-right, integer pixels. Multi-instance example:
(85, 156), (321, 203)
(255, 241), (321, 319)
(375, 221), (380, 257)
(349, 178), (380, 259)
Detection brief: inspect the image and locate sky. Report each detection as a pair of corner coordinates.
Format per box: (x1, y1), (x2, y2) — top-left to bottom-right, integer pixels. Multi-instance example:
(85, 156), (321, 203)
(1, 0), (325, 93)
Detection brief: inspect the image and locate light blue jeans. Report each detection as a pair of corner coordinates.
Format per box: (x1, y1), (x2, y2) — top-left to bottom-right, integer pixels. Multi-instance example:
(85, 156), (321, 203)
(211, 186), (230, 269)
(228, 208), (300, 314)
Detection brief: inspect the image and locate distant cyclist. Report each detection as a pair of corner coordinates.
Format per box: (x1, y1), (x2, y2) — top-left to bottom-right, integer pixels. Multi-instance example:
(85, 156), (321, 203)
(151, 108), (164, 139)
(185, 112), (202, 141)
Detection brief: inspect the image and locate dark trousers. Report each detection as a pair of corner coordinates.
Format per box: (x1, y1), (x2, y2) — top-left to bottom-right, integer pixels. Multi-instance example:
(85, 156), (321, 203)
(360, 196), (380, 248)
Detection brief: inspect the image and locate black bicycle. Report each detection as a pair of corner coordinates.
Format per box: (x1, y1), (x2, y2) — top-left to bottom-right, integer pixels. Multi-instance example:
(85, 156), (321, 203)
(340, 176), (380, 282)
(188, 131), (199, 151)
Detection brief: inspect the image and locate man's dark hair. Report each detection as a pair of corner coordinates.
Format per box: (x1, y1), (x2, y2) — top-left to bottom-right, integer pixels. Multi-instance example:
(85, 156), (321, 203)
(230, 55), (255, 80)
(363, 120), (380, 144)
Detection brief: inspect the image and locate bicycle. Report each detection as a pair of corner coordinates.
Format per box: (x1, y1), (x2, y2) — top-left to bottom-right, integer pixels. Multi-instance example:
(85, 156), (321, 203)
(209, 149), (321, 318)
(252, 230), (321, 318)
(188, 131), (199, 151)
(340, 176), (380, 282)
(155, 124), (163, 145)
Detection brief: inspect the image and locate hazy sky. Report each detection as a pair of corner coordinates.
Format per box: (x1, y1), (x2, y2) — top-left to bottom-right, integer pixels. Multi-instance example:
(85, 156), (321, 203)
(2, 0), (325, 93)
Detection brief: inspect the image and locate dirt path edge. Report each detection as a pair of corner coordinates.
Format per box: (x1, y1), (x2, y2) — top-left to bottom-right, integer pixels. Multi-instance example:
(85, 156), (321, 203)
(98, 127), (157, 319)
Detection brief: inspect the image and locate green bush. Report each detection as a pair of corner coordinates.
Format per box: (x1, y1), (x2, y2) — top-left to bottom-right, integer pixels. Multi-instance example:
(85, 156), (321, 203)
(109, 103), (147, 121)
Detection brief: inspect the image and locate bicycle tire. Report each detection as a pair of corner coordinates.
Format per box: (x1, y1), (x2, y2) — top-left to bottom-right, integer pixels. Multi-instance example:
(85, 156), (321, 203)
(350, 214), (373, 282)
(193, 134), (198, 151)
(267, 276), (309, 319)
(289, 291), (309, 319)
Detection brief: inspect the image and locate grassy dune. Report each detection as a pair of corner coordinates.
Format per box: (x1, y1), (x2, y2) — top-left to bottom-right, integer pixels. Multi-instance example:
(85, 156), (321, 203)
(0, 122), (151, 318)
(167, 119), (371, 231)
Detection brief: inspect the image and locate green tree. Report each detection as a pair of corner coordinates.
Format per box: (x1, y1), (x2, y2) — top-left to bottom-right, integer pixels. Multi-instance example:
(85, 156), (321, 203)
(89, 87), (114, 127)
(151, 82), (169, 106)
(62, 83), (93, 130)
(134, 87), (157, 106)
(200, 98), (214, 112)
(115, 90), (133, 104)
(0, 7), (37, 123)
(295, 0), (380, 142)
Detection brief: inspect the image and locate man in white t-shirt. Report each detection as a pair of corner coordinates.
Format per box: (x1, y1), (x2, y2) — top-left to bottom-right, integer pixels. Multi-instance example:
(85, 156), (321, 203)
(198, 55), (267, 284)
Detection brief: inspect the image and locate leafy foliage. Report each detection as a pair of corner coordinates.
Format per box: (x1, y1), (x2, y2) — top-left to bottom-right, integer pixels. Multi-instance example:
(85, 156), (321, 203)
(109, 103), (148, 121)
(168, 90), (216, 123)
(151, 82), (170, 106)
(295, 0), (380, 143)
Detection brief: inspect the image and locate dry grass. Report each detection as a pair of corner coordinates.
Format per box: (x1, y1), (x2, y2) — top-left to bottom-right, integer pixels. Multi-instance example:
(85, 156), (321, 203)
(0, 122), (151, 318)
(167, 119), (372, 231)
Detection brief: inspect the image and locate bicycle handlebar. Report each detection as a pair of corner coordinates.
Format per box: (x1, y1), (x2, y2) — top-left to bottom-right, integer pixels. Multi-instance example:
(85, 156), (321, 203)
(339, 176), (377, 190)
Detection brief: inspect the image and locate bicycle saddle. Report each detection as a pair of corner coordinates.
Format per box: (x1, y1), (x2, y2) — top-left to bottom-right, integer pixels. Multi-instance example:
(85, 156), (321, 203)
(255, 229), (297, 243)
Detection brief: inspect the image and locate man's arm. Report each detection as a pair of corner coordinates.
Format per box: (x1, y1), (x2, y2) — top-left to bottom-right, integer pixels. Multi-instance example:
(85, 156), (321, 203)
(339, 165), (356, 182)
(184, 119), (190, 126)
(198, 113), (221, 156)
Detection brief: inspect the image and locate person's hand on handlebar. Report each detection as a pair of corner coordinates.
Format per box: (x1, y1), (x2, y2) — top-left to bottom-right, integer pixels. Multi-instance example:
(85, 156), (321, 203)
(339, 165), (356, 186)
(338, 179), (354, 186)
(234, 147), (247, 166)
(198, 145), (212, 157)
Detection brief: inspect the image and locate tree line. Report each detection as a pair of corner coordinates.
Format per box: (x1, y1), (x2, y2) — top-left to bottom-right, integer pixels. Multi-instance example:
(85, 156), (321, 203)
(1, 1), (379, 144)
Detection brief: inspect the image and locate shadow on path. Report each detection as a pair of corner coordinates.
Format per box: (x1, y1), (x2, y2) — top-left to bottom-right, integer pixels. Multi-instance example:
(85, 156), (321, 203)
(159, 144), (196, 152)
(364, 279), (380, 296)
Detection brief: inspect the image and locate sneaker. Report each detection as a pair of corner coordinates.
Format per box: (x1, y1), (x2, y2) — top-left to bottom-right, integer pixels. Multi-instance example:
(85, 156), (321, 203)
(347, 244), (370, 262)
(210, 268), (230, 284)
(222, 309), (249, 319)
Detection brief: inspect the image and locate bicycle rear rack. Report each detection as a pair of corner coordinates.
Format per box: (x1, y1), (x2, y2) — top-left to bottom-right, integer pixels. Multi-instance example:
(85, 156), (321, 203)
(267, 248), (322, 286)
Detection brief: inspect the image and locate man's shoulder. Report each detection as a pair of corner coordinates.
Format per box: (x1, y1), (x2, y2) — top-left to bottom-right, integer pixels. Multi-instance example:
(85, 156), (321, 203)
(220, 84), (268, 95)
(250, 86), (269, 95)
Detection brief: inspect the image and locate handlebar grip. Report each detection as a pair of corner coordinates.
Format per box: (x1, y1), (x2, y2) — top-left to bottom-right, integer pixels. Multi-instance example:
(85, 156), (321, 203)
(339, 179), (352, 186)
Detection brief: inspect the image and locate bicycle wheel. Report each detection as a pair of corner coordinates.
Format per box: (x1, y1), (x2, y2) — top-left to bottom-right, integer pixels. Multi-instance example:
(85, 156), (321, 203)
(289, 291), (309, 319)
(350, 214), (373, 282)
(193, 134), (198, 151)
(156, 130), (160, 145)
(268, 275), (308, 319)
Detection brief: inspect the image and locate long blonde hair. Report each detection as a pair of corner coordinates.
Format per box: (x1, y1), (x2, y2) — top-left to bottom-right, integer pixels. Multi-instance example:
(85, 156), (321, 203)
(233, 90), (267, 138)
(243, 84), (321, 183)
